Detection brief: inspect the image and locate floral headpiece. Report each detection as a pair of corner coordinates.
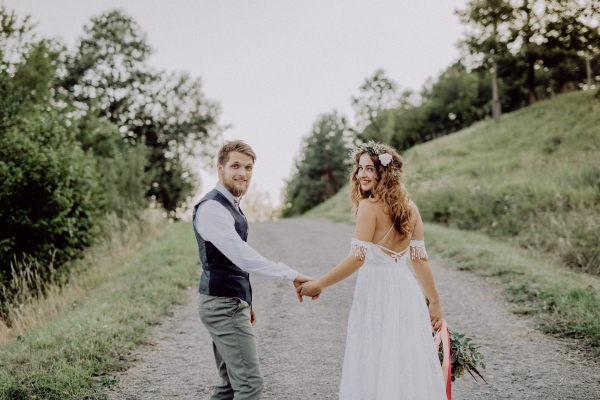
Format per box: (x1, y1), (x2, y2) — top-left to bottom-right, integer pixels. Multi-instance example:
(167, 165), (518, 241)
(349, 140), (401, 178)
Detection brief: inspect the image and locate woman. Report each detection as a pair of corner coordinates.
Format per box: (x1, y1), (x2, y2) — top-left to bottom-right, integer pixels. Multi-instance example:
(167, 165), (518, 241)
(298, 142), (447, 399)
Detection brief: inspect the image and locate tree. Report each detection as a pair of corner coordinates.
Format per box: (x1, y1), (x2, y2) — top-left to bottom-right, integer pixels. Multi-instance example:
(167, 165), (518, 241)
(61, 10), (222, 212)
(0, 6), (60, 132)
(351, 69), (399, 143)
(131, 71), (222, 212)
(380, 62), (494, 151)
(283, 112), (353, 217)
(544, 0), (600, 90)
(61, 10), (155, 125)
(457, 0), (514, 120)
(508, 0), (549, 104)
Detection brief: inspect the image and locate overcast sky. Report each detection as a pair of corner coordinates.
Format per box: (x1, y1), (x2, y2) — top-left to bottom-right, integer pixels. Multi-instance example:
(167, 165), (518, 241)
(8, 0), (468, 206)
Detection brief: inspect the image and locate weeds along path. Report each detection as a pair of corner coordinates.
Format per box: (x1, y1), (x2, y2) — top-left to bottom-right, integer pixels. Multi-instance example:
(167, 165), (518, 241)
(111, 218), (600, 400)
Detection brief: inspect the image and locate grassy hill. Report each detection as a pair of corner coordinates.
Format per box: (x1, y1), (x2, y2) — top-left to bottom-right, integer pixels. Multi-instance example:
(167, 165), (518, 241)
(309, 89), (600, 274)
(306, 90), (600, 352)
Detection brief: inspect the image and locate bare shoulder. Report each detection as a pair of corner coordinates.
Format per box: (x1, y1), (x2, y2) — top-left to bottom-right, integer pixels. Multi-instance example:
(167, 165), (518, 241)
(408, 199), (419, 213)
(357, 198), (380, 217)
(358, 198), (379, 208)
(407, 199), (420, 223)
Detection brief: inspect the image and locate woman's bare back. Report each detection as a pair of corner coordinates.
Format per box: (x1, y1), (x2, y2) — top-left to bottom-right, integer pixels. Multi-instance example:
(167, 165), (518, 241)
(364, 198), (418, 256)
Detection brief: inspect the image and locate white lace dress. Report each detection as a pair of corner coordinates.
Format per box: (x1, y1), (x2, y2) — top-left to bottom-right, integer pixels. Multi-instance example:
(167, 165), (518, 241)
(338, 229), (447, 400)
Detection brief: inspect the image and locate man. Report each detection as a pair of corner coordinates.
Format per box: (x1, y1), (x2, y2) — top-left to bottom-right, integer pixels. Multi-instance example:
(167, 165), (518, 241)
(193, 140), (314, 400)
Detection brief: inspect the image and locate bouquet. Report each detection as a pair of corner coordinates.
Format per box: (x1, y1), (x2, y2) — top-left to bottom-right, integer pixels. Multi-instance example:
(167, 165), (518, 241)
(426, 298), (486, 384)
(442, 330), (486, 383)
(432, 321), (487, 400)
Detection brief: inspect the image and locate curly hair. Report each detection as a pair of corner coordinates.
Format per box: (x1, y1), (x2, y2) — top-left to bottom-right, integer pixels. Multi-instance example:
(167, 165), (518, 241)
(349, 143), (415, 238)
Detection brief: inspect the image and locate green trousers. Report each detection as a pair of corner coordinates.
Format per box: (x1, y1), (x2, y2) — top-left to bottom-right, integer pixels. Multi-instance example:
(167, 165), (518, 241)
(198, 294), (264, 400)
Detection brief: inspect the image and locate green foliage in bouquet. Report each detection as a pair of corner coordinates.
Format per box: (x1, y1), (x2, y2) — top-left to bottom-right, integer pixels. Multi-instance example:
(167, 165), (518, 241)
(440, 331), (487, 383)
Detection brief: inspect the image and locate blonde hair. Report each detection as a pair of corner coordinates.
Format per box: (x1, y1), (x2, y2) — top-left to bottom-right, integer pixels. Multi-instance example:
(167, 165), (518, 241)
(218, 140), (256, 166)
(350, 143), (414, 238)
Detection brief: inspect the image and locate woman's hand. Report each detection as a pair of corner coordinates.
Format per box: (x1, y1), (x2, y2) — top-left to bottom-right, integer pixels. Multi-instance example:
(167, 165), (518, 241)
(251, 308), (257, 326)
(297, 280), (322, 299)
(428, 301), (443, 330)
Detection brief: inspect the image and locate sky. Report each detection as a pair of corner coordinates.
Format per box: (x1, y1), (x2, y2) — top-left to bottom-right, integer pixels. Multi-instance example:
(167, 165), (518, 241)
(7, 0), (469, 206)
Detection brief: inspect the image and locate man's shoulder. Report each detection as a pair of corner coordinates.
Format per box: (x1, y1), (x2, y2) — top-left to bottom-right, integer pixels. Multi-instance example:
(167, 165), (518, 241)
(195, 190), (227, 210)
(197, 189), (222, 203)
(197, 198), (227, 214)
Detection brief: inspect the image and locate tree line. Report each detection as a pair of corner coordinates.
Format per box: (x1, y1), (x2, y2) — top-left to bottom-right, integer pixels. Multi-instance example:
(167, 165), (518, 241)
(283, 0), (599, 217)
(0, 7), (221, 294)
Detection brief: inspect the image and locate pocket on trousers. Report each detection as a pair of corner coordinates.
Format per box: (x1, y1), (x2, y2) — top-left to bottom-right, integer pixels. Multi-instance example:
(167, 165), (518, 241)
(225, 297), (243, 317)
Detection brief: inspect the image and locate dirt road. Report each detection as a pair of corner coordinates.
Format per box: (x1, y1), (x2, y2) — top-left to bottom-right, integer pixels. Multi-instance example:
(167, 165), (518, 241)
(111, 218), (600, 400)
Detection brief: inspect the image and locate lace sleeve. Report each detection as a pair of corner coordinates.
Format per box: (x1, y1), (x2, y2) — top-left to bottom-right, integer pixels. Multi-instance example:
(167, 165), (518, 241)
(410, 240), (428, 260)
(350, 238), (371, 261)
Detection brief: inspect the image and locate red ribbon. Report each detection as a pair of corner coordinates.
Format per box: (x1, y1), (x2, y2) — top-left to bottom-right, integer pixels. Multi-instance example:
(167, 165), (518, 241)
(433, 319), (452, 400)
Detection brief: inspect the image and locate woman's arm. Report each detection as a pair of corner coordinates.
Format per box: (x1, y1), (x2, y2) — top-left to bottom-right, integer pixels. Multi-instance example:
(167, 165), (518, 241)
(297, 200), (377, 298)
(410, 202), (443, 329)
(298, 254), (363, 297)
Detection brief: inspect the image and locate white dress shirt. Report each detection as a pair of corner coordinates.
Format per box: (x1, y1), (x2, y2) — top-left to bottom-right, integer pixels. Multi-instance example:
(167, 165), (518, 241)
(194, 183), (299, 281)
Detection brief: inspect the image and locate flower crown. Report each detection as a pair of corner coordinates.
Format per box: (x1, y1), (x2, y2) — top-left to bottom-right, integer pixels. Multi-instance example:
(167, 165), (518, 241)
(349, 140), (401, 178)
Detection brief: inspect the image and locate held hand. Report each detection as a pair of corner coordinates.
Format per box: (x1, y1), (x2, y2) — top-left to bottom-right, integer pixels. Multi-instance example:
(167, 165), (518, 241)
(294, 273), (315, 283)
(294, 273), (315, 303)
(428, 301), (443, 330)
(251, 308), (257, 326)
(297, 280), (322, 299)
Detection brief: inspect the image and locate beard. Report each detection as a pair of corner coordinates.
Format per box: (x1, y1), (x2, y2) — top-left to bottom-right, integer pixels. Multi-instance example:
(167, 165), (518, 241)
(220, 173), (250, 198)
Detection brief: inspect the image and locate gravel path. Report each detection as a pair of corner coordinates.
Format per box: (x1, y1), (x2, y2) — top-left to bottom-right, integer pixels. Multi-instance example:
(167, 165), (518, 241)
(111, 218), (600, 400)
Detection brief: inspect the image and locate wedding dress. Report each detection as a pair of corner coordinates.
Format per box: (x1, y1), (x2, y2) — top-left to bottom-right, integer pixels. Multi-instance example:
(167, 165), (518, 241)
(338, 225), (447, 400)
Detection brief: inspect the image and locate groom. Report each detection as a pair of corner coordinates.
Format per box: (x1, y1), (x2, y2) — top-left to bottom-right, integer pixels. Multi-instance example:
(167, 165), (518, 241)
(193, 140), (313, 400)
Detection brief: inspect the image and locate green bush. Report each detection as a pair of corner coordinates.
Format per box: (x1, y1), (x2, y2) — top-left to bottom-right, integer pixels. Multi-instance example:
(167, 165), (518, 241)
(97, 144), (150, 219)
(75, 114), (150, 218)
(0, 109), (101, 287)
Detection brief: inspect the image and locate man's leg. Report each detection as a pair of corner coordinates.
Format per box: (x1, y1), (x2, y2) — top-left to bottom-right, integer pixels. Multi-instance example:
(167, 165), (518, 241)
(211, 340), (235, 399)
(198, 294), (264, 400)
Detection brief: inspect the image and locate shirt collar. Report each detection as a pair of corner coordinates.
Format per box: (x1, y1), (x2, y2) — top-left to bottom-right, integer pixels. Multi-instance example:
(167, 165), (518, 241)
(215, 182), (238, 206)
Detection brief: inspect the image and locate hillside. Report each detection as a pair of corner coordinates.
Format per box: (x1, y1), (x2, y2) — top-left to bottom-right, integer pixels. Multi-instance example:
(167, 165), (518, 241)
(305, 89), (600, 351)
(308, 89), (600, 274)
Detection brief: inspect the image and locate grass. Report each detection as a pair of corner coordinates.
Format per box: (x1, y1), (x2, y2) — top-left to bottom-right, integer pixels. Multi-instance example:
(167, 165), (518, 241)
(0, 210), (166, 345)
(306, 90), (600, 353)
(425, 224), (600, 352)
(305, 184), (353, 223)
(402, 89), (600, 274)
(0, 220), (201, 399)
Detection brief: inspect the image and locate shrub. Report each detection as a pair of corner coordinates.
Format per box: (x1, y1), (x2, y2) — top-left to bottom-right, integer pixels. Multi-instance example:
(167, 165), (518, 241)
(0, 109), (101, 288)
(75, 114), (150, 218)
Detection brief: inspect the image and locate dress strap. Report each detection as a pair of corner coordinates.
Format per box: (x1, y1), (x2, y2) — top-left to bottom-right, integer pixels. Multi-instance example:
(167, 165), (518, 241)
(376, 224), (395, 245)
(376, 244), (409, 256)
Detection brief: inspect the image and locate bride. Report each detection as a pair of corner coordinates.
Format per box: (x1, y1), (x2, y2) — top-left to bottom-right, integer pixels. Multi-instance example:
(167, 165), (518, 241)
(298, 142), (447, 399)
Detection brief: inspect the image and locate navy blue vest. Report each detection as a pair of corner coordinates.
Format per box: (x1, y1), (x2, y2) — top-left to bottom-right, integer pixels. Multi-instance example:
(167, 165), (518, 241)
(193, 189), (252, 305)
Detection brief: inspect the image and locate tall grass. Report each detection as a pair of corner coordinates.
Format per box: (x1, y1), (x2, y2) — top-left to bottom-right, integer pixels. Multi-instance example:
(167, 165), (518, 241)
(0, 209), (166, 345)
(0, 220), (200, 399)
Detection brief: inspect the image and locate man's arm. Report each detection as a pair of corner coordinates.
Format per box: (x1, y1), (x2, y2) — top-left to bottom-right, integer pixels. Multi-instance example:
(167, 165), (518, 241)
(195, 200), (303, 281)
